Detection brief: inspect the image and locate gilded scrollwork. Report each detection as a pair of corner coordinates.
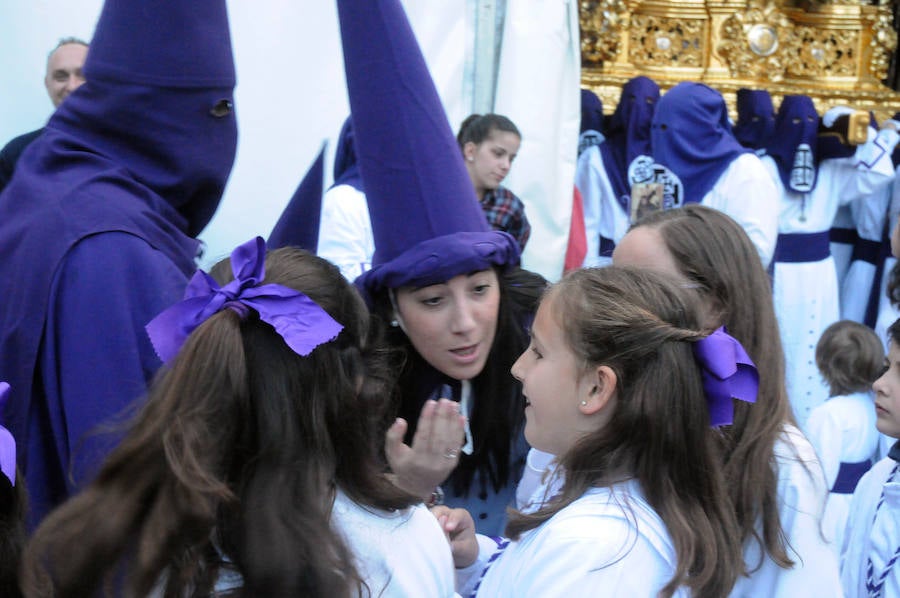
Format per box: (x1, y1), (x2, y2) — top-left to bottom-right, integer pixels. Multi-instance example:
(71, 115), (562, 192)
(579, 1), (900, 116)
(785, 26), (857, 78)
(868, 11), (898, 82)
(580, 0), (628, 66)
(629, 14), (705, 68)
(716, 2), (794, 81)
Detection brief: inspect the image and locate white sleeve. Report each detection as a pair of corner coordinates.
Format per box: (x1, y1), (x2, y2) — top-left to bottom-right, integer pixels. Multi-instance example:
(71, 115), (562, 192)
(454, 534), (507, 597)
(830, 127), (900, 207)
(768, 435), (842, 597)
(703, 154), (779, 268)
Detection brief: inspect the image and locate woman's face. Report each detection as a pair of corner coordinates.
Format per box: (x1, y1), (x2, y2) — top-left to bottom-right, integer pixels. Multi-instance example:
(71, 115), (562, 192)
(394, 269), (501, 381)
(463, 130), (521, 196)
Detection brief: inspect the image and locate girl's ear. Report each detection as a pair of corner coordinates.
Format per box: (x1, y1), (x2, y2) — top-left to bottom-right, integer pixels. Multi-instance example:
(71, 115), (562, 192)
(463, 141), (477, 162)
(579, 365), (616, 415)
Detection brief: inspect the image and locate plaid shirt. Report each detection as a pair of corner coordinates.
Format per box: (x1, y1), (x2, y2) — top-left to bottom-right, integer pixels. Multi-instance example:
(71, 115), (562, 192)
(480, 186), (531, 250)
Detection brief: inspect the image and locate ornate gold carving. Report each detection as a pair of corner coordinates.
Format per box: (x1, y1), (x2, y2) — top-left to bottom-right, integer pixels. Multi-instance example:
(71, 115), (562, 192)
(629, 14), (705, 68)
(868, 10), (898, 82)
(580, 0), (628, 67)
(785, 26), (858, 78)
(580, 1), (900, 116)
(716, 2), (794, 81)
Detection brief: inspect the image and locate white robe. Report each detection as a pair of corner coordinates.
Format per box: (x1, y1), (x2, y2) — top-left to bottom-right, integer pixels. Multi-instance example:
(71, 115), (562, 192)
(805, 392), (880, 553)
(842, 186), (892, 323)
(700, 152), (780, 269)
(730, 424), (841, 597)
(841, 456), (900, 598)
(831, 203), (856, 293)
(573, 143), (631, 268)
(458, 479), (687, 597)
(315, 184), (374, 281)
(332, 489), (457, 597)
(763, 129), (898, 426)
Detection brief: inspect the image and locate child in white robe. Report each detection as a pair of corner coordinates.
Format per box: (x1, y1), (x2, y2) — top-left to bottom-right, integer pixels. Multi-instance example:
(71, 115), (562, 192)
(436, 267), (751, 597)
(841, 317), (900, 597)
(806, 320), (884, 553)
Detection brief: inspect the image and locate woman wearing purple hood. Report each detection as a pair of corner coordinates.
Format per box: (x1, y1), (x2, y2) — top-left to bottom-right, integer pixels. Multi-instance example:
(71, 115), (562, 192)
(762, 95), (899, 426)
(336, 0), (545, 537)
(0, 0), (237, 527)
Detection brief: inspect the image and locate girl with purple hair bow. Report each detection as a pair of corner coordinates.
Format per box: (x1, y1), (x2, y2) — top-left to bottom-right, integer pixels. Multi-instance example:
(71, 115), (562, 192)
(21, 238), (456, 597)
(435, 266), (753, 597)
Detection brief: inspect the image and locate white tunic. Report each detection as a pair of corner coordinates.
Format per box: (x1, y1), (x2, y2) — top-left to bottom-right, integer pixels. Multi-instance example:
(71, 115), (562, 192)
(831, 203), (856, 293)
(699, 152), (780, 269)
(574, 144), (630, 268)
(842, 186), (892, 323)
(331, 489), (457, 597)
(730, 424), (841, 597)
(874, 176), (900, 353)
(458, 480), (686, 598)
(805, 392), (880, 552)
(316, 183), (374, 281)
(763, 129), (898, 426)
(841, 456), (900, 598)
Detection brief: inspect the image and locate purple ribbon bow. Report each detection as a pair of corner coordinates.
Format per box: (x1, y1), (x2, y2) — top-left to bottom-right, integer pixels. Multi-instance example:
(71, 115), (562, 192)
(692, 327), (759, 427)
(146, 237), (343, 363)
(0, 382), (16, 486)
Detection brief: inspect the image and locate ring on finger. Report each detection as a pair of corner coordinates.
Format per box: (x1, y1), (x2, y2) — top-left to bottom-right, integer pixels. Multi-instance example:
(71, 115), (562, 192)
(443, 448), (459, 459)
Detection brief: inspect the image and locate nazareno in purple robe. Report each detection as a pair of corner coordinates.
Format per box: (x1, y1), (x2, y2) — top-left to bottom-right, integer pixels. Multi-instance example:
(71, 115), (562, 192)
(0, 0), (237, 527)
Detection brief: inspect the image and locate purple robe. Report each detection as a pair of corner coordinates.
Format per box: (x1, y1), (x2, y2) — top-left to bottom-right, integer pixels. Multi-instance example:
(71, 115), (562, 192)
(0, 0), (237, 526)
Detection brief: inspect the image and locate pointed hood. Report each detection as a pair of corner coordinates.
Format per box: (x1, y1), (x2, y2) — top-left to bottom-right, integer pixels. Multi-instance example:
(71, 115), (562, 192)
(766, 95), (820, 194)
(599, 75), (660, 205)
(0, 0), (237, 478)
(332, 116), (364, 191)
(336, 0), (519, 304)
(651, 82), (750, 203)
(733, 89), (775, 151)
(578, 88), (604, 155)
(63, 0), (239, 236)
(268, 144), (328, 252)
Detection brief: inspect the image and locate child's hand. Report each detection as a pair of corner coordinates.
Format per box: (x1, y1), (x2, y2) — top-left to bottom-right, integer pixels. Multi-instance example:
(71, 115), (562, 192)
(431, 505), (479, 568)
(385, 399), (466, 500)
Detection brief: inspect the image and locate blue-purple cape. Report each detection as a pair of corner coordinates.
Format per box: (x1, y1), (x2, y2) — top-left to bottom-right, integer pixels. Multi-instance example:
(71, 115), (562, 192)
(0, 0), (236, 526)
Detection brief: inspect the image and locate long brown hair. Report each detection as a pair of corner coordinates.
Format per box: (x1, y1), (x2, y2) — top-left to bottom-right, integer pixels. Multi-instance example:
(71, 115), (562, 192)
(507, 267), (742, 598)
(22, 248), (414, 597)
(630, 205), (796, 572)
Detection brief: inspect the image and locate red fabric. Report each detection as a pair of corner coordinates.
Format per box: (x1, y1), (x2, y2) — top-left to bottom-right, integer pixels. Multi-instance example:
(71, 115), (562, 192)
(564, 186), (587, 273)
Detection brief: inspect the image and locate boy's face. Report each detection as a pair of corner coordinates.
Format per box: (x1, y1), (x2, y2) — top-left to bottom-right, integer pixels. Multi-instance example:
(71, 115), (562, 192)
(873, 342), (900, 439)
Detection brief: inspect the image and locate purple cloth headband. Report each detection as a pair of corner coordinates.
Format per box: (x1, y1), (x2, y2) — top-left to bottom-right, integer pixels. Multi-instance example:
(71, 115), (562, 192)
(692, 327), (759, 427)
(146, 237), (343, 363)
(0, 382), (15, 486)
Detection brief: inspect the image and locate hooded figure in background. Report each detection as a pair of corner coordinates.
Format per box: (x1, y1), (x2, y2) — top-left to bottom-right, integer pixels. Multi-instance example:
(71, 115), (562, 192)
(650, 81), (778, 267)
(733, 88), (776, 155)
(0, 0), (237, 527)
(762, 94), (899, 426)
(575, 76), (659, 267)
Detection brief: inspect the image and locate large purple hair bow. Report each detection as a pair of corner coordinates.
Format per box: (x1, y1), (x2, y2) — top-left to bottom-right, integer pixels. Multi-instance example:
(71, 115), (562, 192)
(0, 382), (16, 486)
(692, 327), (759, 427)
(146, 237), (343, 363)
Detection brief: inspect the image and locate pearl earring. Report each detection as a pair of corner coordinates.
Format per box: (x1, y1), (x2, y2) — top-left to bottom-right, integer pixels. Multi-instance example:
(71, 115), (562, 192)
(580, 400), (587, 406)
(390, 319), (400, 328)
